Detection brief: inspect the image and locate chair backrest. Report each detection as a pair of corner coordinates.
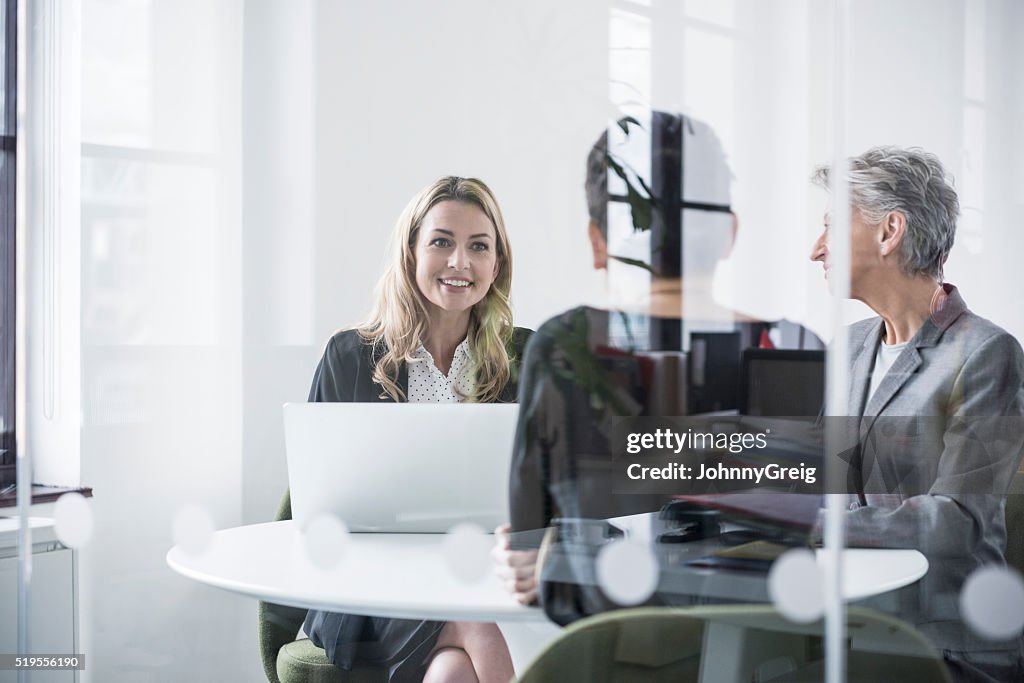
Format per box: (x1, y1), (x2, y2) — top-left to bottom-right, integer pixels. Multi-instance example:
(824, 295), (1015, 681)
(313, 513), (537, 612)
(1006, 470), (1024, 574)
(516, 606), (704, 683)
(258, 490), (308, 683)
(515, 605), (951, 683)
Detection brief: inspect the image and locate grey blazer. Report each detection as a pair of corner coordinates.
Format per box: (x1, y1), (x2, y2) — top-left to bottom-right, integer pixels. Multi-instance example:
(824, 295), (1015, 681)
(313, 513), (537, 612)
(841, 284), (1024, 653)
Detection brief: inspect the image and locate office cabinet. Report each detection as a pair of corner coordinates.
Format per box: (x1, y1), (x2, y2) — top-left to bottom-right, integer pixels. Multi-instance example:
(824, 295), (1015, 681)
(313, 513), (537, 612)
(0, 519), (77, 683)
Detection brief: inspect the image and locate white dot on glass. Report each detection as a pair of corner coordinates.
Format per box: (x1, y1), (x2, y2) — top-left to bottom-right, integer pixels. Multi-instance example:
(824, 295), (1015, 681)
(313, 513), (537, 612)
(301, 513), (350, 570)
(173, 504), (215, 557)
(961, 566), (1024, 640)
(769, 549), (825, 623)
(443, 523), (492, 584)
(54, 493), (94, 549)
(596, 539), (659, 606)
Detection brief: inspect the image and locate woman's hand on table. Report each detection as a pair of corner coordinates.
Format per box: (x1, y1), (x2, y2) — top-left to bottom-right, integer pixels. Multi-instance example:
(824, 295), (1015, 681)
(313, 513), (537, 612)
(491, 523), (539, 605)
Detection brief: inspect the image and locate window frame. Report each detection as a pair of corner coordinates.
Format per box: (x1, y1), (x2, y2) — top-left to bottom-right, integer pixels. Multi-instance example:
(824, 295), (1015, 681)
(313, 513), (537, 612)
(1, 0), (17, 482)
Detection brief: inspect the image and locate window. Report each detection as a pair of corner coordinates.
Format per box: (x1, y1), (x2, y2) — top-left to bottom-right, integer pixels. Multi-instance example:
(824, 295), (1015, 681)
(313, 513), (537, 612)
(1, 0), (16, 486)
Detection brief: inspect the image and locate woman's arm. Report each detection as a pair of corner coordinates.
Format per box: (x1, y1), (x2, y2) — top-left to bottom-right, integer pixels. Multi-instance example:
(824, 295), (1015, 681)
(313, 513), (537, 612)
(494, 324), (559, 603)
(508, 326), (558, 542)
(308, 331), (365, 403)
(491, 523), (539, 605)
(845, 331), (1024, 555)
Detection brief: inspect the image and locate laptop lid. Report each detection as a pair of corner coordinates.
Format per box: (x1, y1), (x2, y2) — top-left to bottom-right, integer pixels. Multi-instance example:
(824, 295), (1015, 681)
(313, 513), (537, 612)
(283, 402), (519, 533)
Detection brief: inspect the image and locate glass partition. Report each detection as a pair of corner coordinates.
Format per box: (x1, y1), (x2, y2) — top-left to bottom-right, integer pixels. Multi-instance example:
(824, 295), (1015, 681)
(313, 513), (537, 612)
(833, 2), (1024, 682)
(9, 1), (1023, 682)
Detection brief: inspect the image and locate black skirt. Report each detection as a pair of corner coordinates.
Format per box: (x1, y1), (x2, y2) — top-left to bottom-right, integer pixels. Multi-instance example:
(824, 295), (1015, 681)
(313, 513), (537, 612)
(304, 610), (445, 683)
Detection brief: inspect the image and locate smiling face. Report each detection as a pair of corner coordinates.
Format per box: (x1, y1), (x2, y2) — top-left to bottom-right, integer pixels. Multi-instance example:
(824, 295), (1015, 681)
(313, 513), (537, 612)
(412, 200), (499, 321)
(809, 206), (885, 300)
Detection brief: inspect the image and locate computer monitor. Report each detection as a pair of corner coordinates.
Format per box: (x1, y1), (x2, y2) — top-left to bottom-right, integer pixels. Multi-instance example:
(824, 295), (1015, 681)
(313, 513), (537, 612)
(688, 331), (741, 414)
(739, 349), (825, 417)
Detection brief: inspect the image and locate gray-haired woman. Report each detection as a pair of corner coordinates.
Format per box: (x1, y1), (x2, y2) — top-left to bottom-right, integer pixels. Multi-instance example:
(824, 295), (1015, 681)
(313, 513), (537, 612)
(810, 146), (1024, 683)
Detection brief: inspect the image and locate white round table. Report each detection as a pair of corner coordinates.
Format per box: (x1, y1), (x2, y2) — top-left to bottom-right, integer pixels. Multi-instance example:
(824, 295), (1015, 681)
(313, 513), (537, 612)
(836, 547), (928, 600)
(167, 520), (540, 622)
(168, 521), (928, 681)
(167, 520), (927, 620)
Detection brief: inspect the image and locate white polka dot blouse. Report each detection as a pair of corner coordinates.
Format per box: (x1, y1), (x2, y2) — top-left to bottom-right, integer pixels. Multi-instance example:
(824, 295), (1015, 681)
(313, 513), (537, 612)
(407, 338), (474, 403)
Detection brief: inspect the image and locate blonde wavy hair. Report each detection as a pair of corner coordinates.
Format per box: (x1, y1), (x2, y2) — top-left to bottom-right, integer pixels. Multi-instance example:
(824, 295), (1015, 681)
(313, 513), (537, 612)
(356, 176), (515, 402)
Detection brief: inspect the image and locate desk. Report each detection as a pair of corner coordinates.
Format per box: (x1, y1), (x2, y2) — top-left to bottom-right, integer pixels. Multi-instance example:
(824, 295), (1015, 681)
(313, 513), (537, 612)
(168, 522), (927, 679)
(0, 485), (93, 509)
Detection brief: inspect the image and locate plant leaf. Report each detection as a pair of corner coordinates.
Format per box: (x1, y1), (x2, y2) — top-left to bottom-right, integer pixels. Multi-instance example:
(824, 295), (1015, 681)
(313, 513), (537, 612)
(625, 181), (653, 233)
(606, 154), (654, 233)
(607, 254), (658, 275)
(616, 115), (642, 135)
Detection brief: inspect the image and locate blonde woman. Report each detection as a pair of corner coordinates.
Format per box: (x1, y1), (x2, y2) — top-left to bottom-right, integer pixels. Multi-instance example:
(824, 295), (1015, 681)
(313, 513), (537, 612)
(303, 176), (530, 683)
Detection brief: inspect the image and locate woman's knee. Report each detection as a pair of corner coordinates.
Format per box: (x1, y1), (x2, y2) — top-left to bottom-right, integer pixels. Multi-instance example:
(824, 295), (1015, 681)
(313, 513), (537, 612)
(423, 647), (478, 683)
(436, 621), (504, 652)
(431, 622), (513, 683)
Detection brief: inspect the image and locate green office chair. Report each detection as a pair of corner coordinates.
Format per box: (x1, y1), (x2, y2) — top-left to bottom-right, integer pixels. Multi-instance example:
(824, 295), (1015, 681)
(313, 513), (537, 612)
(515, 605), (950, 683)
(257, 490), (386, 683)
(515, 606), (703, 683)
(766, 607), (952, 683)
(1005, 470), (1024, 574)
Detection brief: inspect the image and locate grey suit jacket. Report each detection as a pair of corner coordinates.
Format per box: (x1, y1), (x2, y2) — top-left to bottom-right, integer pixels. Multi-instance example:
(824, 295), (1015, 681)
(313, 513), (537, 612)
(840, 284), (1024, 653)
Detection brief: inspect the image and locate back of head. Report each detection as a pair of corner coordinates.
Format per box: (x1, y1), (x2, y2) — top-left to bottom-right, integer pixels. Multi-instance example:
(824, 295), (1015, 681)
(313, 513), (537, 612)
(585, 111), (733, 279)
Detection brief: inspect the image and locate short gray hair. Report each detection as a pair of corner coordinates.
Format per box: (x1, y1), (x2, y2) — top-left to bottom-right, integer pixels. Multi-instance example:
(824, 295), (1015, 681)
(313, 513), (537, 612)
(812, 146), (959, 280)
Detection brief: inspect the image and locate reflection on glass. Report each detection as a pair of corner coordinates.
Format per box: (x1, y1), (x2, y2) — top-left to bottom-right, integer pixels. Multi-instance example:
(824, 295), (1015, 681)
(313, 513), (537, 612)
(595, 538), (659, 605)
(682, 27), (735, 157)
(81, 157), (222, 346)
(441, 523), (492, 584)
(684, 0), (736, 27)
(82, 0), (225, 153)
(74, 2), (247, 679)
(53, 493), (95, 549)
(507, 111), (824, 636)
(960, 566), (1024, 642)
(963, 0), (986, 103)
(768, 548), (824, 623)
(299, 512), (348, 571)
(82, 0), (153, 147)
(609, 8), (651, 114)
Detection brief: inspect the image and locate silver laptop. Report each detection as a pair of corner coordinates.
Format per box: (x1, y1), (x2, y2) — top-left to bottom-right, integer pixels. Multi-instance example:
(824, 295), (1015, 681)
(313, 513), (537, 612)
(283, 402), (519, 533)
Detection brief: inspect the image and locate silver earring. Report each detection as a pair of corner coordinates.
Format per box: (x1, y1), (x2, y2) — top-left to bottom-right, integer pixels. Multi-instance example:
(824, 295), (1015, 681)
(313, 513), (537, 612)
(880, 246), (886, 255)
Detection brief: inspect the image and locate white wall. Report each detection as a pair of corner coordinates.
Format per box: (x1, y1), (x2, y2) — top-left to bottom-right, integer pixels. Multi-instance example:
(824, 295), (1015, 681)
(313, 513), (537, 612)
(240, 0), (321, 524)
(241, 0), (613, 524)
(799, 0), (1024, 340)
(311, 0), (610, 335)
